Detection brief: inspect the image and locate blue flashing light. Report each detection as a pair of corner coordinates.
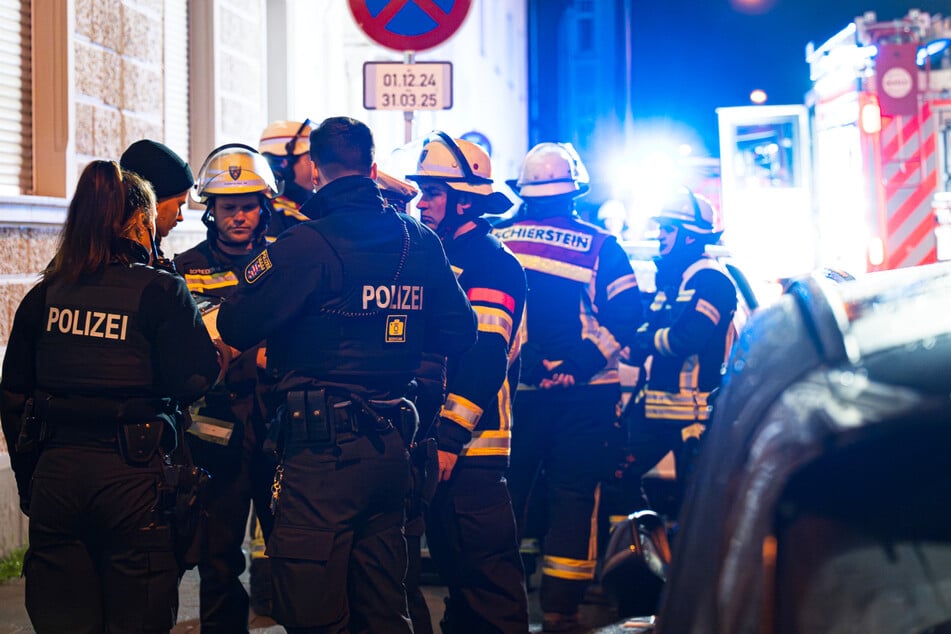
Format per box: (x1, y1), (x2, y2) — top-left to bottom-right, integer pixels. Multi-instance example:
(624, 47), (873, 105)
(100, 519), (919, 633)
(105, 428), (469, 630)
(917, 39), (951, 66)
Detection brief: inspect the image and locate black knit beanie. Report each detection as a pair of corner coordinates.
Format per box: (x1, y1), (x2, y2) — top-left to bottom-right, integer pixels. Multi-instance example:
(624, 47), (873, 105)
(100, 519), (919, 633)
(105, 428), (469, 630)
(120, 139), (194, 200)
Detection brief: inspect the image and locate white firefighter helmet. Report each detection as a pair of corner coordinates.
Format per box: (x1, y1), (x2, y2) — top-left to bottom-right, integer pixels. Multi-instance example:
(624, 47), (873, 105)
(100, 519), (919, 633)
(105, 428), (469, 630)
(653, 187), (722, 238)
(513, 142), (590, 198)
(259, 120), (313, 157)
(192, 143), (281, 203)
(375, 170), (418, 205)
(407, 131), (511, 214)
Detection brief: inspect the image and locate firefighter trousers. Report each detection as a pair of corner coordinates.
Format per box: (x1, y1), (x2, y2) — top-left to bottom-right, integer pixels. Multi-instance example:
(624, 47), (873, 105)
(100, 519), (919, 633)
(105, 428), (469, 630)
(426, 466), (529, 633)
(508, 384), (622, 617)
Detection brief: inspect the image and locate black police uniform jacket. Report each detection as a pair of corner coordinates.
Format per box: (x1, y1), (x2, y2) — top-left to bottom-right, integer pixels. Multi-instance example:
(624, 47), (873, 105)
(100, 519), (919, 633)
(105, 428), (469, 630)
(217, 175), (477, 400)
(174, 237), (266, 457)
(433, 218), (526, 470)
(493, 207), (642, 387)
(0, 239), (220, 467)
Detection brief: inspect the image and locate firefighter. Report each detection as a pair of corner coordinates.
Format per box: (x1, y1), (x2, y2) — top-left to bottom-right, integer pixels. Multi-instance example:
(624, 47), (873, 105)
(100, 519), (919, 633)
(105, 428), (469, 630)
(172, 143), (279, 632)
(406, 132), (530, 633)
(620, 187), (738, 517)
(120, 139), (195, 259)
(259, 119), (315, 238)
(495, 142), (643, 633)
(216, 116), (477, 633)
(0, 162), (221, 633)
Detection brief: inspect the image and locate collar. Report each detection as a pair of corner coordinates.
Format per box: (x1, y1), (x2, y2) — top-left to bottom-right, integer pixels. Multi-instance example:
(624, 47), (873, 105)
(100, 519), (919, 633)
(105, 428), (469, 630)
(445, 217), (491, 247)
(114, 238), (152, 265)
(300, 175), (386, 220)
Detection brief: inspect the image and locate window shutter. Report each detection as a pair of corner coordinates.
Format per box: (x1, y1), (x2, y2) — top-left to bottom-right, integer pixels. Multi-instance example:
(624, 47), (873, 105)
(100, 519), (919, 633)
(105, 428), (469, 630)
(0, 0), (31, 195)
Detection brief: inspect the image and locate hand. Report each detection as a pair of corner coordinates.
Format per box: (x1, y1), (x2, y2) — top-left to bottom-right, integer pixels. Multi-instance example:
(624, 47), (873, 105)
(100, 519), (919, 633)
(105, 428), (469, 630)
(437, 449), (458, 482)
(212, 338), (239, 384)
(539, 359), (576, 389)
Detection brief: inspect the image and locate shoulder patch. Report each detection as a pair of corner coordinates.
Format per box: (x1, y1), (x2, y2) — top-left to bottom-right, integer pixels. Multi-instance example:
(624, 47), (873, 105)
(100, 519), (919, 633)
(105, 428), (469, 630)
(244, 250), (272, 284)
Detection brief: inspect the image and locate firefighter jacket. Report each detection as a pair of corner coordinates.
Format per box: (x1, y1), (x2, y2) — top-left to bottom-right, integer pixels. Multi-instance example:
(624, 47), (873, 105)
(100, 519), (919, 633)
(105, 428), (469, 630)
(432, 219), (526, 469)
(493, 208), (642, 387)
(174, 238), (267, 447)
(1, 239), (219, 420)
(266, 181), (313, 239)
(636, 253), (738, 424)
(217, 175), (477, 400)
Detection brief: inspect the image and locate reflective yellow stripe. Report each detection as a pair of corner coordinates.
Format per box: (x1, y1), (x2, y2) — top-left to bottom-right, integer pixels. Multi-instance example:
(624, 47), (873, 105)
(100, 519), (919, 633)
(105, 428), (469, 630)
(649, 291), (667, 311)
(581, 312), (621, 360)
(514, 254), (592, 283)
(184, 271), (240, 293)
(460, 430), (511, 457)
(474, 305), (513, 342)
(440, 394), (482, 431)
(542, 555), (597, 581)
(654, 327), (673, 356)
(273, 198), (308, 222)
(695, 298), (721, 325)
(644, 389), (711, 421)
(451, 264), (463, 278)
(606, 273), (638, 300)
(677, 288), (695, 302)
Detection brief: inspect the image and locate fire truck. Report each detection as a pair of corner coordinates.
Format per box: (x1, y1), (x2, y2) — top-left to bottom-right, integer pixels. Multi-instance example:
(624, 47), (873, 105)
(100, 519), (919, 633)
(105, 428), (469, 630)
(808, 9), (951, 272)
(718, 9), (951, 278)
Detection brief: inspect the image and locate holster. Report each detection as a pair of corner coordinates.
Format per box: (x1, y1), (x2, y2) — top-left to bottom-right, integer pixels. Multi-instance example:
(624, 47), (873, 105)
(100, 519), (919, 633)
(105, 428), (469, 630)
(160, 458), (211, 572)
(409, 437), (439, 513)
(13, 397), (42, 514)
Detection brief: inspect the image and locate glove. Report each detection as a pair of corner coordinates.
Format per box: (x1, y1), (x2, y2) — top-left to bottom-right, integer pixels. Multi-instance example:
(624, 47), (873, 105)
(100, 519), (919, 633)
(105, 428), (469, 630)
(518, 343), (552, 386)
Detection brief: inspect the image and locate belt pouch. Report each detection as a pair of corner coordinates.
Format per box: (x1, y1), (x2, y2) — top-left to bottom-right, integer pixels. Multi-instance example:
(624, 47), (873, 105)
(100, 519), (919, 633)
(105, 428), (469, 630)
(119, 420), (165, 465)
(286, 389), (332, 446)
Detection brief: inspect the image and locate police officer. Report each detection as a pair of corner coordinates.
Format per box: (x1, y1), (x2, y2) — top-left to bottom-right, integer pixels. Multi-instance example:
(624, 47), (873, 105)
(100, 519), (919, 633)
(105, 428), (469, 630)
(173, 144), (279, 633)
(0, 161), (221, 633)
(259, 119), (316, 238)
(406, 132), (530, 633)
(495, 142), (643, 633)
(620, 188), (738, 516)
(120, 139), (195, 258)
(217, 116), (477, 633)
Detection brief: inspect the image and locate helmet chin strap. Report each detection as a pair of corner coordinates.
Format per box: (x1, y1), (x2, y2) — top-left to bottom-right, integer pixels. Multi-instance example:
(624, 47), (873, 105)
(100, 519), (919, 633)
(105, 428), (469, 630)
(435, 188), (474, 240)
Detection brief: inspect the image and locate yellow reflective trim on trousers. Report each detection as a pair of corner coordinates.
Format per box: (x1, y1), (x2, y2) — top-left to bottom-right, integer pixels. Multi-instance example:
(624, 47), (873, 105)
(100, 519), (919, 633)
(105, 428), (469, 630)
(542, 555), (597, 581)
(184, 271), (240, 293)
(649, 291), (667, 311)
(474, 305), (513, 342)
(440, 393), (483, 431)
(514, 254), (592, 283)
(606, 273), (638, 300)
(645, 389), (711, 421)
(695, 298), (721, 325)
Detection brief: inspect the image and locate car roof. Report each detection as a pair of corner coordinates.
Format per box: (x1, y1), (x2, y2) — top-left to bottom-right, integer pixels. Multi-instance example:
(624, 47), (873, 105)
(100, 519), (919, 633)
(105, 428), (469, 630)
(657, 262), (951, 633)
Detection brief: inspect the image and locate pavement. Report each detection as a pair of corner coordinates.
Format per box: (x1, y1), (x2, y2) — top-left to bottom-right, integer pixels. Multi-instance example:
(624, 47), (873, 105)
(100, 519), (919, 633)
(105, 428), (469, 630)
(0, 555), (653, 633)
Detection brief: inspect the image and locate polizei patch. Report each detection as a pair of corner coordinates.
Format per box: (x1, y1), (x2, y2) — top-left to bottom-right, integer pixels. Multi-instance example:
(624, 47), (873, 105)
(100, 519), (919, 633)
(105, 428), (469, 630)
(244, 250), (272, 284)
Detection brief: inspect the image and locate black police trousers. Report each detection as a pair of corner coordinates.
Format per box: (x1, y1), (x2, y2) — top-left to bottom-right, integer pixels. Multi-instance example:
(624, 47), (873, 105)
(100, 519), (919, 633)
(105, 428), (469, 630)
(24, 438), (177, 634)
(508, 384), (622, 618)
(426, 466), (529, 633)
(268, 426), (412, 633)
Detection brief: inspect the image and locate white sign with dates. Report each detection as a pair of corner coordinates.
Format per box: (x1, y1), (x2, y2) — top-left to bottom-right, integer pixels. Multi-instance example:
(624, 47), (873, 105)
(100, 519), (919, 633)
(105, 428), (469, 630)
(363, 62), (453, 111)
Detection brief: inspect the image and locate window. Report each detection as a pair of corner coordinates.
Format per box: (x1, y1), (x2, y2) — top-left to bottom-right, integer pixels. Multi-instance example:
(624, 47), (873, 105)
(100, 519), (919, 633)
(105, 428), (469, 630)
(0, 0), (32, 195)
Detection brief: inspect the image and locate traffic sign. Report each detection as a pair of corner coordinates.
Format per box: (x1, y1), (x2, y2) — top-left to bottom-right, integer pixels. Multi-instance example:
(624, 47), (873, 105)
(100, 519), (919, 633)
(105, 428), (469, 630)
(364, 62), (453, 110)
(348, 0), (472, 52)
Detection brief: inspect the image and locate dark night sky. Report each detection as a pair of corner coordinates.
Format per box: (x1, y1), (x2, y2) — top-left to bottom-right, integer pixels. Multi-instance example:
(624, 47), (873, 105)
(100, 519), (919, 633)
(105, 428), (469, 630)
(629, 0), (949, 156)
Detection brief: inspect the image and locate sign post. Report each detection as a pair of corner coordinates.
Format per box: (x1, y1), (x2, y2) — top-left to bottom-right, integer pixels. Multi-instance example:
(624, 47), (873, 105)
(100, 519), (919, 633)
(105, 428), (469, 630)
(349, 0), (472, 142)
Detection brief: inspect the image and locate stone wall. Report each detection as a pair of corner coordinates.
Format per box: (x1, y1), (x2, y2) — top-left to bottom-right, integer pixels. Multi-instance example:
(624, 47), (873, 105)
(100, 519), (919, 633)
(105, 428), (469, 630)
(74, 0), (168, 172)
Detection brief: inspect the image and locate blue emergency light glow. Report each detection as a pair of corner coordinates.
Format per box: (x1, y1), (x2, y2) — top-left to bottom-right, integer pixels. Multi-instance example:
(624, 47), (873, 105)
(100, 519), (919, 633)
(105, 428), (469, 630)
(917, 39), (950, 66)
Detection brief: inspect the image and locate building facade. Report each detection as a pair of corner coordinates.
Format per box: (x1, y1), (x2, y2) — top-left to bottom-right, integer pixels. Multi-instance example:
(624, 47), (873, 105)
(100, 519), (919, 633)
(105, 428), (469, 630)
(0, 0), (527, 555)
